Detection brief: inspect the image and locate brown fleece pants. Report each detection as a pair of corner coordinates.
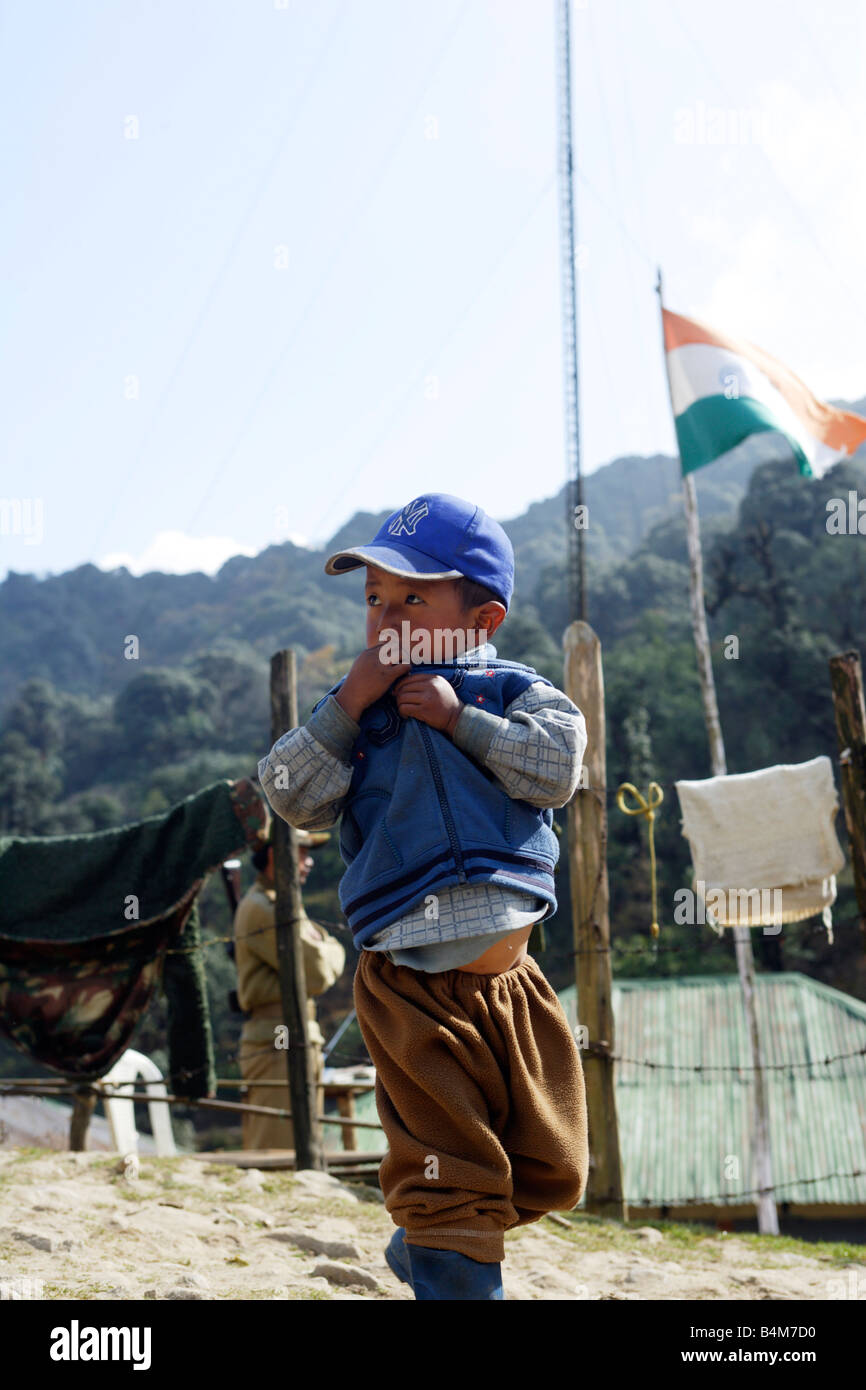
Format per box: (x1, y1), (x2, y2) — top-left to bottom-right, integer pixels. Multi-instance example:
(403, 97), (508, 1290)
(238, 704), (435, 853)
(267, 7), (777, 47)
(353, 949), (589, 1263)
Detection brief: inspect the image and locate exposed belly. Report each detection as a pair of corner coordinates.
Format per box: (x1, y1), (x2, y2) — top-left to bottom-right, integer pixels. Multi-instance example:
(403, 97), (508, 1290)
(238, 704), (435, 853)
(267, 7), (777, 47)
(454, 923), (535, 975)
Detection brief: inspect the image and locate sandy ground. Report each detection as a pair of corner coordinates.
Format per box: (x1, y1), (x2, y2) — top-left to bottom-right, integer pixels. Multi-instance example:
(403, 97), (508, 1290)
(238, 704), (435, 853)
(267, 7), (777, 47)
(0, 1150), (862, 1301)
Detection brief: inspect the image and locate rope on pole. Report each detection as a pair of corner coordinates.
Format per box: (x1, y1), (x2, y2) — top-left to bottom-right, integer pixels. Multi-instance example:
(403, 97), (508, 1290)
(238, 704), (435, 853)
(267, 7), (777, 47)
(616, 781), (664, 937)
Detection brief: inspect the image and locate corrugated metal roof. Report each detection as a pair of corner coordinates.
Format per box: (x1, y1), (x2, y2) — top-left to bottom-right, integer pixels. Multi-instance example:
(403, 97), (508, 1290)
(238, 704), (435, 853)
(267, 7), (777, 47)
(338, 972), (866, 1208)
(559, 973), (866, 1209)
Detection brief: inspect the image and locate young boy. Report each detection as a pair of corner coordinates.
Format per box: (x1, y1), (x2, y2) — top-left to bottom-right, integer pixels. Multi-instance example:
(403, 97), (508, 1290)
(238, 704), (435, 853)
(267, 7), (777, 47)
(257, 493), (589, 1300)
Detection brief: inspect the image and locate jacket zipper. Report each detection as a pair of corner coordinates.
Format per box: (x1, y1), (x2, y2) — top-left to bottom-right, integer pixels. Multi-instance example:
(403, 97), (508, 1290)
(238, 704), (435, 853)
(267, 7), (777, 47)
(417, 721), (466, 883)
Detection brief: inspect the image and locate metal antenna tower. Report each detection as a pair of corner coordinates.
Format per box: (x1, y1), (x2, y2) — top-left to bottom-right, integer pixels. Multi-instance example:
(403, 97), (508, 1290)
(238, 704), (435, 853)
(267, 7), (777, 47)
(556, 0), (586, 624)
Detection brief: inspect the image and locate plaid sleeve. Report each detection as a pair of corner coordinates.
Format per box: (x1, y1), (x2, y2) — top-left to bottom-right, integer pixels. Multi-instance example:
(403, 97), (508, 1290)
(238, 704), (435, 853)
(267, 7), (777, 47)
(451, 681), (587, 808)
(257, 694), (359, 831)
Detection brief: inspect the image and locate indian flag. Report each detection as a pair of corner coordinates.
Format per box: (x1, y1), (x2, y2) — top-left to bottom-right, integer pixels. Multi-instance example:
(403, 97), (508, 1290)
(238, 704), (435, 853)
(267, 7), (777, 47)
(663, 307), (866, 479)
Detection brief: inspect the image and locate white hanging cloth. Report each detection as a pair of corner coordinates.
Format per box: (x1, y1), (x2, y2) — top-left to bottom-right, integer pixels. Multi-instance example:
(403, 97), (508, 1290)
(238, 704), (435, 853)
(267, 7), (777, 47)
(675, 756), (846, 940)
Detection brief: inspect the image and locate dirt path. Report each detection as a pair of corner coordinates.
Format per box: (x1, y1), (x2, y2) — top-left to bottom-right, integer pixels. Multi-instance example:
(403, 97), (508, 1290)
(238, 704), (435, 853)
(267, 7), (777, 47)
(0, 1151), (860, 1300)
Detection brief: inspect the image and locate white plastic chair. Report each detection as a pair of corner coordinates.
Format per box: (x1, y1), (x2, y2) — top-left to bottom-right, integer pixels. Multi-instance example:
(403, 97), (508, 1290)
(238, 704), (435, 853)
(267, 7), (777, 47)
(101, 1049), (177, 1156)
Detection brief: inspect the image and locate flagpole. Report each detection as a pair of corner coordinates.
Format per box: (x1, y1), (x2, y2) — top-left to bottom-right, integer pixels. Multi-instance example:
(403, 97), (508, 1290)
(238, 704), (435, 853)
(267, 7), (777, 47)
(655, 268), (778, 1237)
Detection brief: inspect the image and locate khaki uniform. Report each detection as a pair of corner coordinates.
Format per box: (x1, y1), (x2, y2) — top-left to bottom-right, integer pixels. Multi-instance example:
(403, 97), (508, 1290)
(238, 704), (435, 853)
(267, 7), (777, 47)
(234, 873), (345, 1150)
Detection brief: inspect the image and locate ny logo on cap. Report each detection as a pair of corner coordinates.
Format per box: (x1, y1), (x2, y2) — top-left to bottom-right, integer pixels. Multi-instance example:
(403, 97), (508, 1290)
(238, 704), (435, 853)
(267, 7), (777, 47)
(387, 497), (429, 537)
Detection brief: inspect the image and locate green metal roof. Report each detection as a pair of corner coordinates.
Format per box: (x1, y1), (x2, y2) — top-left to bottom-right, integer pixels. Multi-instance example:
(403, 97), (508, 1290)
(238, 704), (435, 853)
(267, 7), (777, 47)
(331, 972), (866, 1209)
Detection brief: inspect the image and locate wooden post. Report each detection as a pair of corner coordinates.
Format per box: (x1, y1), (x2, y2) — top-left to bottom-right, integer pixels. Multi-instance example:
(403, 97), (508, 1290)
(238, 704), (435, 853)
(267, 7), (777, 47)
(564, 621), (627, 1220)
(69, 1086), (96, 1151)
(829, 649), (866, 948)
(656, 268), (778, 1235)
(269, 650), (325, 1170)
(335, 1090), (358, 1152)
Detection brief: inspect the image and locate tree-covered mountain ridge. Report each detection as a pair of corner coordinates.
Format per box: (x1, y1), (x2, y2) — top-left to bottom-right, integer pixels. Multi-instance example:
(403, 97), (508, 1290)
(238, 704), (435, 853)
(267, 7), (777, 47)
(5, 402), (865, 720)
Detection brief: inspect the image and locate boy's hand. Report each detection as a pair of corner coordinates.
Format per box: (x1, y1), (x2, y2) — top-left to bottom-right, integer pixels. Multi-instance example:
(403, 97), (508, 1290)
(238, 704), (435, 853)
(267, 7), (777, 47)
(334, 643), (411, 723)
(392, 672), (464, 736)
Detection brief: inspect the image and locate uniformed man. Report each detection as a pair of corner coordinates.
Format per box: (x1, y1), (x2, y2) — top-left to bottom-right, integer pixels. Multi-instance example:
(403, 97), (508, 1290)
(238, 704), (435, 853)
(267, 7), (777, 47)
(234, 827), (345, 1150)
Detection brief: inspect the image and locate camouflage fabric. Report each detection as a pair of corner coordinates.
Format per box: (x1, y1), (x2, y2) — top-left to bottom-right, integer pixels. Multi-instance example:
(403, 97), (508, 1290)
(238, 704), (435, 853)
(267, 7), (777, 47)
(0, 779), (269, 1096)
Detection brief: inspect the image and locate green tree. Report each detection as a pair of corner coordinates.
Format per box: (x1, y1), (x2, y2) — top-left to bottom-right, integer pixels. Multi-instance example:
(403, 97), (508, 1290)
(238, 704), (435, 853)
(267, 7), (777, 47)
(3, 678), (64, 757)
(114, 670), (219, 766)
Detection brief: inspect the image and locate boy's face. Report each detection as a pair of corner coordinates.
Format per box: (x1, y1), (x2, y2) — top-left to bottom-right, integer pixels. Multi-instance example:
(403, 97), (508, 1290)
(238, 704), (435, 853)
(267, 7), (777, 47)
(363, 563), (503, 655)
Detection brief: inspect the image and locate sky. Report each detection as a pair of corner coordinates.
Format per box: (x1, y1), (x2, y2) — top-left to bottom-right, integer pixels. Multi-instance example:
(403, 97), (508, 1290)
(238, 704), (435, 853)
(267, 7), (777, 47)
(2, 0), (864, 581)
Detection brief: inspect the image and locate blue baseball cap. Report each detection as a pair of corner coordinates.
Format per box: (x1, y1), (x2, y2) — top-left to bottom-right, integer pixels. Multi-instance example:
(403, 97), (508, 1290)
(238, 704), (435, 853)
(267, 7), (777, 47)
(324, 493), (514, 611)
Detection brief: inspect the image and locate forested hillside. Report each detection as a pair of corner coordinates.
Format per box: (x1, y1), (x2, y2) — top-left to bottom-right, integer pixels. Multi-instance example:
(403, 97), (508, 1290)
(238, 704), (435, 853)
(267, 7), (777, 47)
(3, 439), (865, 1138)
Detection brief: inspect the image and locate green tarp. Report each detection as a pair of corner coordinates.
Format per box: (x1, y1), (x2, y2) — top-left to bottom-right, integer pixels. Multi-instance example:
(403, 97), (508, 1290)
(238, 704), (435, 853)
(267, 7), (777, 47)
(0, 778), (268, 1096)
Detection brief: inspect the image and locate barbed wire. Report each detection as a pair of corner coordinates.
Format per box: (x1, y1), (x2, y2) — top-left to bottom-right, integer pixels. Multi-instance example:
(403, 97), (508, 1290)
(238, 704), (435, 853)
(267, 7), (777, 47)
(158, 1030), (866, 1080)
(621, 1166), (866, 1209)
(568, 922), (840, 958)
(315, 1040), (866, 1075)
(321, 1048), (374, 1069)
(596, 1044), (866, 1073)
(5, 1080), (861, 1208)
(0, 1073), (375, 1091)
(0, 1082), (378, 1131)
(164, 914), (355, 954)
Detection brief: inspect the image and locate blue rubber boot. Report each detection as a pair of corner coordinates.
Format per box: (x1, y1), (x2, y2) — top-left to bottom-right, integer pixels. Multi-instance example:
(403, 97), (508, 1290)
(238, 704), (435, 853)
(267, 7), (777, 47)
(406, 1243), (504, 1300)
(384, 1227), (413, 1288)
